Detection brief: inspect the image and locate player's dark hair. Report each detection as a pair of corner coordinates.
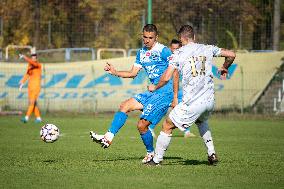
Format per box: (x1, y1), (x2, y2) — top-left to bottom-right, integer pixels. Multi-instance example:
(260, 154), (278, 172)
(171, 39), (181, 46)
(178, 25), (194, 39)
(143, 24), (158, 35)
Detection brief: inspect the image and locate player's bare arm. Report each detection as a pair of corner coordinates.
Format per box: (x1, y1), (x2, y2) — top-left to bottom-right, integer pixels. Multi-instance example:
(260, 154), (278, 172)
(221, 49), (236, 68)
(19, 73), (29, 91)
(219, 49), (236, 79)
(23, 55), (41, 67)
(148, 65), (175, 92)
(104, 62), (140, 78)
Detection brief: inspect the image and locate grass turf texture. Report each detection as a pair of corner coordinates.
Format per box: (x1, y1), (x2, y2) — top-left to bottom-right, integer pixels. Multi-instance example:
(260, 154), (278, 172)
(0, 114), (283, 189)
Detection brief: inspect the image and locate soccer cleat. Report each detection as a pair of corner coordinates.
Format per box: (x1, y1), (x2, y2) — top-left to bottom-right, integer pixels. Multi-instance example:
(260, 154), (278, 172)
(21, 117), (28, 123)
(35, 118), (42, 123)
(90, 131), (111, 148)
(142, 152), (154, 164)
(184, 131), (196, 138)
(145, 159), (160, 166)
(208, 153), (218, 165)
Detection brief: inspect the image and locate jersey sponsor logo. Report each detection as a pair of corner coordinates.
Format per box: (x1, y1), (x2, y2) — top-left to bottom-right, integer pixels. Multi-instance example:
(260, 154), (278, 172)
(140, 52), (151, 63)
(140, 50), (161, 63)
(150, 51), (161, 61)
(145, 65), (159, 79)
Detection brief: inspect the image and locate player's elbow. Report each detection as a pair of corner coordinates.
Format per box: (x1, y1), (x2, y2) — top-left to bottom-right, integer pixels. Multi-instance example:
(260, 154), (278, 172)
(221, 49), (236, 60)
(227, 50), (236, 59)
(129, 73), (137, 78)
(231, 51), (236, 59)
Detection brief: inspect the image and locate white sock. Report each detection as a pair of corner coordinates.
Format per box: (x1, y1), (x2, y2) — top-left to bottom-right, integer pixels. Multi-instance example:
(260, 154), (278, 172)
(25, 116), (29, 120)
(36, 117), (42, 121)
(105, 131), (114, 142)
(197, 121), (215, 156)
(153, 131), (172, 163)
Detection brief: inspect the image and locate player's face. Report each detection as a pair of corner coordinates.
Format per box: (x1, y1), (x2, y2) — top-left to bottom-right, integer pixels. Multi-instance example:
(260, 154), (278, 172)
(179, 35), (187, 46)
(31, 55), (37, 61)
(179, 34), (195, 45)
(143, 31), (157, 49)
(170, 43), (180, 52)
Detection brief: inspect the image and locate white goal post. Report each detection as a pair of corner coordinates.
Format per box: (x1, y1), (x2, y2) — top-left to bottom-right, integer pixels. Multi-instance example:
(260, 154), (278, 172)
(96, 48), (127, 60)
(5, 45), (34, 60)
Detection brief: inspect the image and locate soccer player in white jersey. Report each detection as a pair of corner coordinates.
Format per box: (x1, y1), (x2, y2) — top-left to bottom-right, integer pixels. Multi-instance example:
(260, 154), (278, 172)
(149, 39), (196, 138)
(90, 24), (178, 164)
(147, 25), (236, 166)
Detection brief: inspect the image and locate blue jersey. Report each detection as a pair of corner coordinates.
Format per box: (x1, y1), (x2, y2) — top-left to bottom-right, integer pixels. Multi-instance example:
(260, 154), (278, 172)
(134, 42), (173, 93)
(133, 42), (173, 125)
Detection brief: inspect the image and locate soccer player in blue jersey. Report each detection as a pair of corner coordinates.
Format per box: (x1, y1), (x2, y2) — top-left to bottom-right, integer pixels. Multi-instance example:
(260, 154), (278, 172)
(149, 39), (195, 138)
(90, 24), (178, 163)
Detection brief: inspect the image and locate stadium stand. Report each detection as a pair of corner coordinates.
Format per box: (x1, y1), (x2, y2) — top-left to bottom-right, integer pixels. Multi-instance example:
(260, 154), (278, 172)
(213, 51), (284, 112)
(253, 65), (284, 113)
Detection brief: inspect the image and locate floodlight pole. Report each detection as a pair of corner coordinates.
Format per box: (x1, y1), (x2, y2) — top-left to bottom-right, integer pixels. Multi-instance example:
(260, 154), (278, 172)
(147, 0), (152, 24)
(240, 66), (244, 114)
(0, 17), (3, 36)
(48, 21), (51, 47)
(273, 0), (280, 51)
(142, 10), (146, 47)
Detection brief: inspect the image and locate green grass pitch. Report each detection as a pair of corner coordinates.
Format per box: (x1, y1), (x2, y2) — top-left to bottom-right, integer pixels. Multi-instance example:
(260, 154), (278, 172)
(0, 114), (283, 189)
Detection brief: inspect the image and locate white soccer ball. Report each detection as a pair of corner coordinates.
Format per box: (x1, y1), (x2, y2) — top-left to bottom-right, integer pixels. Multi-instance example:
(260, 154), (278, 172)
(40, 124), (60, 143)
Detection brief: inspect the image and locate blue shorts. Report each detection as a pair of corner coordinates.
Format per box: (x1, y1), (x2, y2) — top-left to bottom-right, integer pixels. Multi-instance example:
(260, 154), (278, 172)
(134, 91), (173, 125)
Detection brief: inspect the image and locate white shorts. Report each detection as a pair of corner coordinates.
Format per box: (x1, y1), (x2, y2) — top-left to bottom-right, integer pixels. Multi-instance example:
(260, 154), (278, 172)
(169, 95), (215, 132)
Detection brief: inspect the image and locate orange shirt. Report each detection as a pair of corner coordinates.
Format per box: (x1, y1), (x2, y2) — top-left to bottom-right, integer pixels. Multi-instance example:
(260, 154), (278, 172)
(21, 56), (42, 91)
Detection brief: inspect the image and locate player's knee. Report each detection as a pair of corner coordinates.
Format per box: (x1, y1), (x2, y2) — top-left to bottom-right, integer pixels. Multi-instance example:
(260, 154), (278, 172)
(28, 100), (36, 106)
(119, 100), (129, 112)
(137, 119), (149, 133)
(161, 118), (174, 134)
(165, 117), (173, 127)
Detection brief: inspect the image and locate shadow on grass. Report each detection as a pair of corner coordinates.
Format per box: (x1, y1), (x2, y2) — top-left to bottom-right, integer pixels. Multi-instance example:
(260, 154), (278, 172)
(163, 158), (208, 166)
(93, 156), (184, 163)
(181, 159), (208, 165)
(164, 156), (183, 160)
(171, 135), (199, 138)
(42, 159), (58, 163)
(91, 156), (208, 166)
(92, 157), (141, 162)
(171, 135), (185, 138)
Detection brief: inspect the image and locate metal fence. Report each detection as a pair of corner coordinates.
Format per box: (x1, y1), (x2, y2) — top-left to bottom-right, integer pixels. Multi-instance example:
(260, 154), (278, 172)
(0, 0), (283, 51)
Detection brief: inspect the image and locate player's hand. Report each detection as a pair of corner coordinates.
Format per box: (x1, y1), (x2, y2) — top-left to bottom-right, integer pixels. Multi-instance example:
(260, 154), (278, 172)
(218, 66), (228, 80)
(171, 97), (178, 108)
(104, 62), (116, 75)
(19, 83), (24, 91)
(147, 84), (156, 92)
(19, 54), (24, 59)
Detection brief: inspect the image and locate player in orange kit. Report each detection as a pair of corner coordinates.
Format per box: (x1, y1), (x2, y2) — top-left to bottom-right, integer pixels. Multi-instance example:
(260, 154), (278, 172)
(19, 52), (42, 123)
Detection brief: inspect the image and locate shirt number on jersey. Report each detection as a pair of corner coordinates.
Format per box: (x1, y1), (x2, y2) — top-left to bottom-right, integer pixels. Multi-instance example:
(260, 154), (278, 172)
(188, 56), (206, 77)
